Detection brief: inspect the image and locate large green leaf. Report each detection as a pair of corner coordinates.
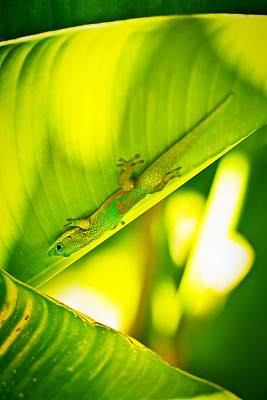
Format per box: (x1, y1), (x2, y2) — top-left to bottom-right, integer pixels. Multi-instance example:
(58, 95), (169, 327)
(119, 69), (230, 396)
(1, 0), (267, 41)
(0, 15), (267, 287)
(0, 268), (240, 400)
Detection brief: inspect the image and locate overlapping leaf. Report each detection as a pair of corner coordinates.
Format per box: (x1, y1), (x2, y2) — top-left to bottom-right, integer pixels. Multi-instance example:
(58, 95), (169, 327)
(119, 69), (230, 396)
(0, 268), (240, 400)
(1, 0), (267, 41)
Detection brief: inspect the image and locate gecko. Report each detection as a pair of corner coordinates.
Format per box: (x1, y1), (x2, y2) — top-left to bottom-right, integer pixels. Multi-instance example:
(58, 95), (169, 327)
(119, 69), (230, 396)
(46, 93), (234, 257)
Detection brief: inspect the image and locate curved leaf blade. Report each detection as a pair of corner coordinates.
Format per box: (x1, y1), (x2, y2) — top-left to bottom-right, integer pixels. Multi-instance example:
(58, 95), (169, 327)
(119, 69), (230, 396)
(0, 15), (267, 286)
(0, 268), (240, 400)
(1, 0), (267, 41)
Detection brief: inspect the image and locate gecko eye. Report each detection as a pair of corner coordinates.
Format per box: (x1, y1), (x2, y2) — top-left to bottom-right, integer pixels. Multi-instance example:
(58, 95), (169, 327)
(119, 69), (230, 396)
(57, 244), (62, 252)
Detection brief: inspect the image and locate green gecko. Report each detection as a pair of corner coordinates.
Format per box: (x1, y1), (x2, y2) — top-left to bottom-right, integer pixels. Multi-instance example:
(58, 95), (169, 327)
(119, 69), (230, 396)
(46, 93), (234, 257)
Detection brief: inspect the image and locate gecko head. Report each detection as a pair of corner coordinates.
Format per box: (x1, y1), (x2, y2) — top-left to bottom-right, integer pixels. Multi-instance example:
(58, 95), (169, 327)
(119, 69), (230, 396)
(46, 241), (70, 257)
(46, 229), (83, 257)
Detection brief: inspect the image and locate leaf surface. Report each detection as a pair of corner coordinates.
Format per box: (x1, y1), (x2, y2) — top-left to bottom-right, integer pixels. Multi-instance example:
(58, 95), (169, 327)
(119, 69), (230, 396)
(0, 15), (267, 286)
(0, 268), (240, 400)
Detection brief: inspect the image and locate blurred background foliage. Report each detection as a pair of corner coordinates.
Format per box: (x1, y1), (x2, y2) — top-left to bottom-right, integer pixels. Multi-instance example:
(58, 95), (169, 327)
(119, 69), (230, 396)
(41, 129), (267, 400)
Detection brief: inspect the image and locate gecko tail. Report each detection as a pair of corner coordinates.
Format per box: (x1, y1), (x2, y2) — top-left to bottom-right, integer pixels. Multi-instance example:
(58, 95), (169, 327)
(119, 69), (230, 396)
(171, 92), (235, 158)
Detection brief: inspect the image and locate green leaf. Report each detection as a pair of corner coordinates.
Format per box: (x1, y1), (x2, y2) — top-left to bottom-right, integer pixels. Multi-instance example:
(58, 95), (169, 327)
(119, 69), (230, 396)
(0, 15), (267, 286)
(1, 0), (267, 41)
(0, 268), (240, 400)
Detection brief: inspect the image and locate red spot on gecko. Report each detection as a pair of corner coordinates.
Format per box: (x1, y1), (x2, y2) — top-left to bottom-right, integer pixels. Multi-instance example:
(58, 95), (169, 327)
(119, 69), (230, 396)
(25, 315), (29, 320)
(116, 201), (126, 209)
(118, 207), (128, 216)
(16, 327), (22, 332)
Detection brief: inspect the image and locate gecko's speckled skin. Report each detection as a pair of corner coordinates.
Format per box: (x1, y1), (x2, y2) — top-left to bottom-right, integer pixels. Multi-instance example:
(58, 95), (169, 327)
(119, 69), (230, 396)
(46, 93), (234, 257)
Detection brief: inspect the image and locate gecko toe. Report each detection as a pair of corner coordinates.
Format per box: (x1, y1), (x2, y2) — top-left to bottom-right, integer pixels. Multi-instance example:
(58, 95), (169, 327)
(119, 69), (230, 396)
(64, 220), (74, 228)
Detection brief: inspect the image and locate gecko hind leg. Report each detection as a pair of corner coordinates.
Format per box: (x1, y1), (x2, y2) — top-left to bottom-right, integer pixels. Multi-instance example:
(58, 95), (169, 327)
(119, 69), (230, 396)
(117, 154), (144, 192)
(151, 167), (181, 193)
(110, 220), (125, 230)
(64, 218), (91, 230)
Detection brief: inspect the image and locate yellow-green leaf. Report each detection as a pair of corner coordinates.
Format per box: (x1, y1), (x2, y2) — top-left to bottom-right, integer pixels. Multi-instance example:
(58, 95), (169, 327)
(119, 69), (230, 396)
(0, 15), (267, 286)
(0, 268), (240, 400)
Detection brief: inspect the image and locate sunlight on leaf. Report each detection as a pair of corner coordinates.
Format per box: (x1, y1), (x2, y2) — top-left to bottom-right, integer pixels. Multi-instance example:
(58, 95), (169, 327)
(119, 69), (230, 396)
(179, 152), (254, 315)
(0, 15), (266, 287)
(50, 283), (123, 330)
(152, 280), (182, 337)
(164, 191), (205, 266)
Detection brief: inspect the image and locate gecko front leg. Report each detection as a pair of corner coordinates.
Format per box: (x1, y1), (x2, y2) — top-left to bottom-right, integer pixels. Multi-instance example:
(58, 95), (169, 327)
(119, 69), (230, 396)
(63, 156), (144, 231)
(151, 167), (181, 193)
(117, 154), (144, 192)
(64, 218), (91, 230)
